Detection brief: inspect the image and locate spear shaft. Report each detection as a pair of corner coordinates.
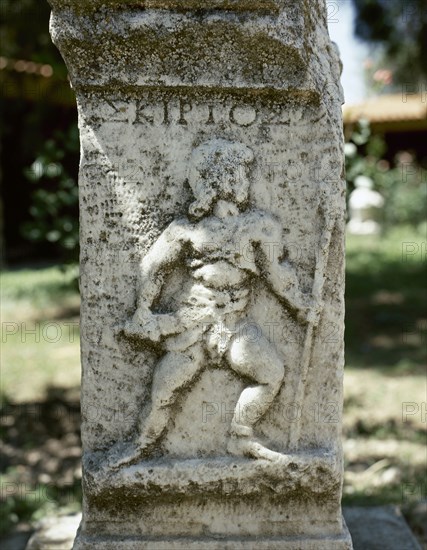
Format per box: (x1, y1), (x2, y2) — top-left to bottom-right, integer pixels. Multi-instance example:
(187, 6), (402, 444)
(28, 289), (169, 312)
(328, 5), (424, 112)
(288, 213), (336, 451)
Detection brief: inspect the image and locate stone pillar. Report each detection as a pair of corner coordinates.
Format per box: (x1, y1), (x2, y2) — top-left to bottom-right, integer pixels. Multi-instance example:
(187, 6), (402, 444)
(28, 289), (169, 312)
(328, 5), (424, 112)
(49, 1), (352, 548)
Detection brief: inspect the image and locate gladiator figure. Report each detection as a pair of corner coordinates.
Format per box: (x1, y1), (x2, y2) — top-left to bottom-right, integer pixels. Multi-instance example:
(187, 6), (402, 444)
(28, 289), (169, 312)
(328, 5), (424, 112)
(112, 138), (320, 467)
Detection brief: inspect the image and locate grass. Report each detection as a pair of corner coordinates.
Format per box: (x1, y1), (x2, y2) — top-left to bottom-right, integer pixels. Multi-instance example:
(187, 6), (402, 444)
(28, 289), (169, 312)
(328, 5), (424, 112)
(345, 225), (427, 373)
(0, 225), (426, 541)
(1, 265), (82, 536)
(1, 265), (81, 402)
(343, 225), (426, 519)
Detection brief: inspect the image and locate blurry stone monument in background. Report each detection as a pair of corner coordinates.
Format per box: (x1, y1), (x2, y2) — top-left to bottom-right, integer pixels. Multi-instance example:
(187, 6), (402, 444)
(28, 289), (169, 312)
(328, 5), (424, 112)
(347, 175), (384, 235)
(49, 0), (352, 548)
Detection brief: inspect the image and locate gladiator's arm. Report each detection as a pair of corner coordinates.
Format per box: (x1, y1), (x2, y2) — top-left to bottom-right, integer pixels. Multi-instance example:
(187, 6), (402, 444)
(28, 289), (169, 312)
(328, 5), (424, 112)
(266, 257), (309, 314)
(125, 220), (187, 340)
(137, 224), (183, 310)
(255, 217), (314, 322)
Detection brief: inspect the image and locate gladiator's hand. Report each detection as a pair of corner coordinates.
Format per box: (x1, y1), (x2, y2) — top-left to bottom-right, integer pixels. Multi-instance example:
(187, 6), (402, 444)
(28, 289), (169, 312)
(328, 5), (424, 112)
(122, 314), (162, 342)
(306, 307), (321, 327)
(297, 300), (323, 327)
(122, 310), (185, 342)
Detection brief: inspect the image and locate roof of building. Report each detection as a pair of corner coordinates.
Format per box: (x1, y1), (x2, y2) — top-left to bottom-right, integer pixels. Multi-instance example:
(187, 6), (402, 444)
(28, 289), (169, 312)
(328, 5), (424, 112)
(343, 94), (427, 125)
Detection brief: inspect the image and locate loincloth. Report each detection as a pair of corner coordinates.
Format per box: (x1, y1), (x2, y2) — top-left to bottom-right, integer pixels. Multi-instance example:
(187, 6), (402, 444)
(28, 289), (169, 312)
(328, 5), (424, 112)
(163, 283), (250, 355)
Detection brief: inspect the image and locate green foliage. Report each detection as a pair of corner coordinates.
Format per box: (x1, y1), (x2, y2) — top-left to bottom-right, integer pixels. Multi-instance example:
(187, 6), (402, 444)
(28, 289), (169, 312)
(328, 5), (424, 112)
(351, 0), (427, 86)
(0, 450), (83, 535)
(0, 472), (81, 536)
(1, 265), (79, 306)
(22, 124), (80, 262)
(345, 120), (427, 227)
(0, 0), (65, 73)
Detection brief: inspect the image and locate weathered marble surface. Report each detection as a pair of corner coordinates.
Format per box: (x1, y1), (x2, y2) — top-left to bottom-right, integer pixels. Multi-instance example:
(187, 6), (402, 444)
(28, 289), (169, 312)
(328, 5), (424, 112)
(26, 507), (424, 549)
(49, 0), (351, 547)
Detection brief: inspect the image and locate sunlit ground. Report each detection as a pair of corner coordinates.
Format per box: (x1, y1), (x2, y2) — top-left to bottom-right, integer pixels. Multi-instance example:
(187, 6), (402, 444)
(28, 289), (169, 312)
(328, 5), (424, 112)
(1, 225), (426, 543)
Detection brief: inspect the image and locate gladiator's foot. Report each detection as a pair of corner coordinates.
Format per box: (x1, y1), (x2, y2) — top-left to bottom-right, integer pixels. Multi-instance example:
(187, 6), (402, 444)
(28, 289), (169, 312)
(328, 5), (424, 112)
(105, 436), (156, 470)
(227, 434), (286, 462)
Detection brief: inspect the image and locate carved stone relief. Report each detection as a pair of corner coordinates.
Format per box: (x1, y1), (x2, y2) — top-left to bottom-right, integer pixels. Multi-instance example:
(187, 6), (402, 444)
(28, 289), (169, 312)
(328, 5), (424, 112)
(48, 0), (352, 547)
(104, 138), (331, 469)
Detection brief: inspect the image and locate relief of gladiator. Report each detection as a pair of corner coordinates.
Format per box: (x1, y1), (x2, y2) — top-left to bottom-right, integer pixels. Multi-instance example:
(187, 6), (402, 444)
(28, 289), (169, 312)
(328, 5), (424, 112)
(111, 138), (320, 468)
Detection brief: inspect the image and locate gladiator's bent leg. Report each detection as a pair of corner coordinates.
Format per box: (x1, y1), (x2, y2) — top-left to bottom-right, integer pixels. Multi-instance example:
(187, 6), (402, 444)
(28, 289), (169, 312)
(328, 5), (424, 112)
(108, 343), (204, 468)
(226, 327), (285, 460)
(138, 343), (204, 447)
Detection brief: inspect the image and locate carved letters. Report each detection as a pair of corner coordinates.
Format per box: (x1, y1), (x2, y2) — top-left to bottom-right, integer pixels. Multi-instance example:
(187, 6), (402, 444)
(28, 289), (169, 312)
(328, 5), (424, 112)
(88, 97), (290, 127)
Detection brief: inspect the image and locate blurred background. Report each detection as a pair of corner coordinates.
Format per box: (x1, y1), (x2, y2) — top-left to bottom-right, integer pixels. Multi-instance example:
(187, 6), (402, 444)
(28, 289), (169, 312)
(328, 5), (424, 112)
(1, 0), (426, 547)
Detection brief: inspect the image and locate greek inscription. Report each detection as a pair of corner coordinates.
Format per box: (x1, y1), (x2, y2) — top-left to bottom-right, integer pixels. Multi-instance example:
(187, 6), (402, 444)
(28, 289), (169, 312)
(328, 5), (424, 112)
(229, 104), (257, 127)
(178, 100), (193, 125)
(89, 98), (313, 130)
(98, 100), (128, 123)
(134, 100), (155, 125)
(162, 100), (170, 125)
(206, 104), (215, 125)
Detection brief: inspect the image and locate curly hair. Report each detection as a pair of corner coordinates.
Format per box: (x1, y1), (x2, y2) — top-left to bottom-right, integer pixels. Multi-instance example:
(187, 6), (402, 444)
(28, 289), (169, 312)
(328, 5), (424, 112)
(188, 139), (254, 218)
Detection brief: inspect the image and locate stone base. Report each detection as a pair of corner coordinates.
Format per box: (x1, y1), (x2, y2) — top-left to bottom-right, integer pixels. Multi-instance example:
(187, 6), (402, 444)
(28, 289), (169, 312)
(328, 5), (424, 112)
(85, 451), (341, 498)
(74, 526), (352, 549)
(25, 506), (424, 550)
(81, 452), (346, 541)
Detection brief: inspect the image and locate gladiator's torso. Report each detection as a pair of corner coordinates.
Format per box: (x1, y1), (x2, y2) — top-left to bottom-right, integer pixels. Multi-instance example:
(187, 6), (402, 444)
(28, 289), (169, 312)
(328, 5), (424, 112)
(163, 209), (280, 353)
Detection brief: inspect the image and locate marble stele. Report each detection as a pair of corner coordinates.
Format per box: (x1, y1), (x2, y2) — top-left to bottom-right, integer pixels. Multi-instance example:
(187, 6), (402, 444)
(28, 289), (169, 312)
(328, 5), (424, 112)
(48, 0), (353, 548)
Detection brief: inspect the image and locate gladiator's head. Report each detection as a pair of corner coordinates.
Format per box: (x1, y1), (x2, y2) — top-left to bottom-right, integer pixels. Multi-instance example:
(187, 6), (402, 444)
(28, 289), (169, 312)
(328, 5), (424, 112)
(188, 139), (254, 219)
